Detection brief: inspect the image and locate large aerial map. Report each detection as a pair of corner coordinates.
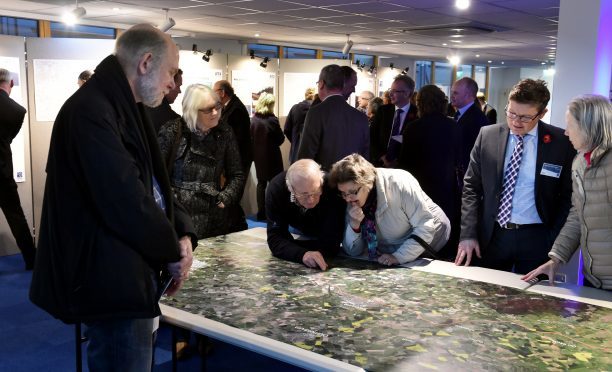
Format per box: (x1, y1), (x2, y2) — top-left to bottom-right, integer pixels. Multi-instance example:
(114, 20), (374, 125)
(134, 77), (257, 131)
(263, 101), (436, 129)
(162, 232), (612, 371)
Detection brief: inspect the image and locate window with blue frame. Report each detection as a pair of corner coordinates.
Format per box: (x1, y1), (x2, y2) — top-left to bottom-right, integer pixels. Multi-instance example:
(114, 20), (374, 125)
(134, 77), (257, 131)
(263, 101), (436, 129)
(248, 43), (279, 59)
(49, 22), (115, 39)
(353, 54), (374, 67)
(415, 61), (432, 90)
(322, 50), (345, 59)
(0, 16), (38, 37)
(283, 47), (316, 59)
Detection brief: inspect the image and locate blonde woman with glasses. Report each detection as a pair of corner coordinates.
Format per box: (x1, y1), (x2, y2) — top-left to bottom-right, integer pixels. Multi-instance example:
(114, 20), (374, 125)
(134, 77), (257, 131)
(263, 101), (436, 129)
(158, 84), (247, 240)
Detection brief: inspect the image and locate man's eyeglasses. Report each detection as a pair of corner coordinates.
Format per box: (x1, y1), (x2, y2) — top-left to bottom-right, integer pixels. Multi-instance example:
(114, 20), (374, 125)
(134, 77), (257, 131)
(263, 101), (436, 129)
(389, 89), (407, 95)
(504, 107), (541, 124)
(199, 102), (222, 115)
(339, 186), (362, 200)
(294, 191), (323, 201)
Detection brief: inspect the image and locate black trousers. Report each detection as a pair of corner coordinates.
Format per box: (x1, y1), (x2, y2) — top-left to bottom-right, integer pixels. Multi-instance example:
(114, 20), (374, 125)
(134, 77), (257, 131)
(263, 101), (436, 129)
(482, 223), (550, 274)
(0, 177), (36, 267)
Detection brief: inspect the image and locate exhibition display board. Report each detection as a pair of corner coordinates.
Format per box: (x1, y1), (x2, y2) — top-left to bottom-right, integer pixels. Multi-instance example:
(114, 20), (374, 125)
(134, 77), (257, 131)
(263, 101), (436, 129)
(161, 228), (612, 371)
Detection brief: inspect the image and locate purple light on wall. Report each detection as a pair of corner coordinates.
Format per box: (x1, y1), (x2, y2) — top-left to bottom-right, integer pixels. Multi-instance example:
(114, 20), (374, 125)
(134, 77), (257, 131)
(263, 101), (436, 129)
(577, 251), (584, 286)
(592, 0), (612, 95)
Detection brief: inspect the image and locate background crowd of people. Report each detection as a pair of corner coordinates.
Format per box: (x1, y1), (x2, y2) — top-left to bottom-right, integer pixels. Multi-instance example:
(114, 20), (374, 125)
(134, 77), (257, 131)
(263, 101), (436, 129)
(0, 22), (608, 371)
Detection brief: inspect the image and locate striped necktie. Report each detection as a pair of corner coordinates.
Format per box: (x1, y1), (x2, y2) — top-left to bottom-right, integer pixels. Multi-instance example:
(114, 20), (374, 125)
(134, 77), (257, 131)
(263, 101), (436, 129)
(497, 135), (525, 227)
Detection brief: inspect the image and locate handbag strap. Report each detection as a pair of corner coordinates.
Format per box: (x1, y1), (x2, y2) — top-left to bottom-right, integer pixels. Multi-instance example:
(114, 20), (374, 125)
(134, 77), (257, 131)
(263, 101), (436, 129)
(409, 234), (441, 261)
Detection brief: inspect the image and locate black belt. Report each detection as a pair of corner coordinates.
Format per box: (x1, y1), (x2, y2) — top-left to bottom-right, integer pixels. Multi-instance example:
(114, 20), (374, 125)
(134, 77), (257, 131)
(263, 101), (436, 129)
(498, 222), (542, 230)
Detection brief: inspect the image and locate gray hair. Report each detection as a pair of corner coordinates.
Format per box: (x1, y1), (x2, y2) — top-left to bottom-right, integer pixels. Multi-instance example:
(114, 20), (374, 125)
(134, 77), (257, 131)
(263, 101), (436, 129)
(393, 74), (416, 95)
(115, 24), (169, 75)
(181, 84), (219, 132)
(567, 94), (612, 151)
(319, 64), (344, 91)
(0, 68), (11, 84)
(285, 159), (324, 192)
(367, 97), (384, 116)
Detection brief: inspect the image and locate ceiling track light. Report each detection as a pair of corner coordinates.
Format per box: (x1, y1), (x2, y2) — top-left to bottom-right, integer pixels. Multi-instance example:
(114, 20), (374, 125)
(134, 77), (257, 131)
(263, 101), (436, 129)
(342, 34), (353, 55)
(401, 67), (409, 75)
(260, 57), (269, 68)
(389, 63), (395, 69)
(192, 45), (213, 62)
(63, 0), (86, 25)
(202, 49), (213, 62)
(249, 50), (255, 59)
(159, 8), (175, 33)
(367, 65), (376, 74)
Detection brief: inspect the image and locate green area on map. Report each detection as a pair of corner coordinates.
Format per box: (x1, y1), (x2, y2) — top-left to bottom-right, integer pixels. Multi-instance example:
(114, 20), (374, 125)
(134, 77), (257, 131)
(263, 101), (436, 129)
(162, 232), (612, 370)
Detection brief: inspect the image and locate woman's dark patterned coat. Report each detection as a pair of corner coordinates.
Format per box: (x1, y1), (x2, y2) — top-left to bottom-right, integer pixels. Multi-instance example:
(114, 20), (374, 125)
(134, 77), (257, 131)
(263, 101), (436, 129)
(158, 118), (247, 239)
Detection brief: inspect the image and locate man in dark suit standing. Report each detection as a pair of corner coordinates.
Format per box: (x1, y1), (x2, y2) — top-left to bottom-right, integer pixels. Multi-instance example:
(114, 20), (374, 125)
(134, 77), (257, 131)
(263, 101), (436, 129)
(477, 91), (497, 124)
(284, 87), (315, 164)
(370, 74), (418, 168)
(297, 64), (369, 170)
(451, 77), (490, 179)
(0, 68), (36, 270)
(214, 80), (253, 174)
(455, 79), (575, 274)
(146, 68), (183, 133)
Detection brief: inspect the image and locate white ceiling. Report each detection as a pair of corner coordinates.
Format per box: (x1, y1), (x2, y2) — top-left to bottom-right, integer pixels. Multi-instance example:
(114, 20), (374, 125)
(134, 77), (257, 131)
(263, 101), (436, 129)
(1, 0), (560, 66)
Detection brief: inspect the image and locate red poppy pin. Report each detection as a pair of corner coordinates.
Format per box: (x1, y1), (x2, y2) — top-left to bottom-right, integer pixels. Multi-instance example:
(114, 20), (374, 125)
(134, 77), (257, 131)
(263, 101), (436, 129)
(543, 134), (551, 144)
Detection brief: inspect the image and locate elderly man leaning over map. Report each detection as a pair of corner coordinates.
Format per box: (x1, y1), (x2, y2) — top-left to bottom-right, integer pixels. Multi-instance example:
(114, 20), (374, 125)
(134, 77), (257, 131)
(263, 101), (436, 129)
(266, 159), (345, 270)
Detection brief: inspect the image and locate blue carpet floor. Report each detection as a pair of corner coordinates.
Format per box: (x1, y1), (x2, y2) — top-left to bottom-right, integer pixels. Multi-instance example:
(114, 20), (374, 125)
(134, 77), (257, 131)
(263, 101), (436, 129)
(0, 218), (308, 372)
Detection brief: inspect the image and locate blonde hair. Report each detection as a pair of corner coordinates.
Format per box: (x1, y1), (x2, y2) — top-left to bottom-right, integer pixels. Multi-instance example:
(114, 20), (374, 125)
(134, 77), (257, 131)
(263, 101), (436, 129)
(329, 153), (376, 188)
(255, 92), (275, 115)
(181, 84), (219, 132)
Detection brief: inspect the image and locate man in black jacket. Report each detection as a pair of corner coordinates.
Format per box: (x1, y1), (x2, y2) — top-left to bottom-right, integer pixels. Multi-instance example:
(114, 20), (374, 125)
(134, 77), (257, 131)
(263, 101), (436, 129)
(146, 68), (183, 133)
(450, 77), (490, 179)
(266, 159), (345, 270)
(29, 24), (196, 371)
(284, 87), (315, 164)
(214, 79), (253, 174)
(0, 68), (36, 270)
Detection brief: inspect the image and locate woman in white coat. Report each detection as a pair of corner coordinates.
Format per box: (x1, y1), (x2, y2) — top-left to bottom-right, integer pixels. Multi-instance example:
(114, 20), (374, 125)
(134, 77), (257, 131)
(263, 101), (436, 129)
(329, 154), (450, 266)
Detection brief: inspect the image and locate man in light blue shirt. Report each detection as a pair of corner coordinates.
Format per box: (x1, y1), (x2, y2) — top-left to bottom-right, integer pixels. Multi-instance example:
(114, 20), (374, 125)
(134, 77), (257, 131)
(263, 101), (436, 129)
(455, 79), (576, 274)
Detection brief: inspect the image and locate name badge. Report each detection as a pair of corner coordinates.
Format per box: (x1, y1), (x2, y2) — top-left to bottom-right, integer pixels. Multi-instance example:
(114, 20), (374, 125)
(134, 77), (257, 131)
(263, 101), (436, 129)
(541, 163), (562, 178)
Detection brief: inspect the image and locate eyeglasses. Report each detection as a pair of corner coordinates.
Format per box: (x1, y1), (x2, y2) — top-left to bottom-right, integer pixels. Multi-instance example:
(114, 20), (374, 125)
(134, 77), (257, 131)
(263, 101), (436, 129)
(339, 186), (362, 200)
(504, 107), (541, 124)
(294, 191), (323, 201)
(199, 102), (222, 115)
(389, 89), (407, 95)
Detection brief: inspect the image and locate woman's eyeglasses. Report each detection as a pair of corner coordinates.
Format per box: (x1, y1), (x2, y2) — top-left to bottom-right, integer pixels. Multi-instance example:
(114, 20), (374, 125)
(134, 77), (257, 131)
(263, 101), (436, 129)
(199, 102), (223, 115)
(339, 186), (362, 200)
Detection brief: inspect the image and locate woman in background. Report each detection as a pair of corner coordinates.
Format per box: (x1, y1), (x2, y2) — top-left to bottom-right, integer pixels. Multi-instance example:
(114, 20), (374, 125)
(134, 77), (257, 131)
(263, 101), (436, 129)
(251, 92), (285, 220)
(398, 85), (460, 259)
(523, 94), (612, 290)
(158, 84), (247, 240)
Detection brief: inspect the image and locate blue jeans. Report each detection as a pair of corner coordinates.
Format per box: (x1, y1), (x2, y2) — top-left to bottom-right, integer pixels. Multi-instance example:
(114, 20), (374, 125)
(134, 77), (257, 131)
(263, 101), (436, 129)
(84, 318), (154, 372)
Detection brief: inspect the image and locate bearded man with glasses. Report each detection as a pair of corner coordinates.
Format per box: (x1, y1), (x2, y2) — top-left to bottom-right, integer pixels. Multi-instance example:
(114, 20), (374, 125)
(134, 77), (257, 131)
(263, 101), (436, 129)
(265, 159), (345, 270)
(455, 79), (576, 274)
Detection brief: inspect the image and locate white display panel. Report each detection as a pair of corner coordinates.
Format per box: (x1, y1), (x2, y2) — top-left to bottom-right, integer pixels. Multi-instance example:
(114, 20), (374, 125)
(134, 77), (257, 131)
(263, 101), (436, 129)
(0, 56), (26, 182)
(170, 50), (223, 116)
(232, 70), (276, 115)
(33, 59), (97, 122)
(282, 72), (317, 116)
